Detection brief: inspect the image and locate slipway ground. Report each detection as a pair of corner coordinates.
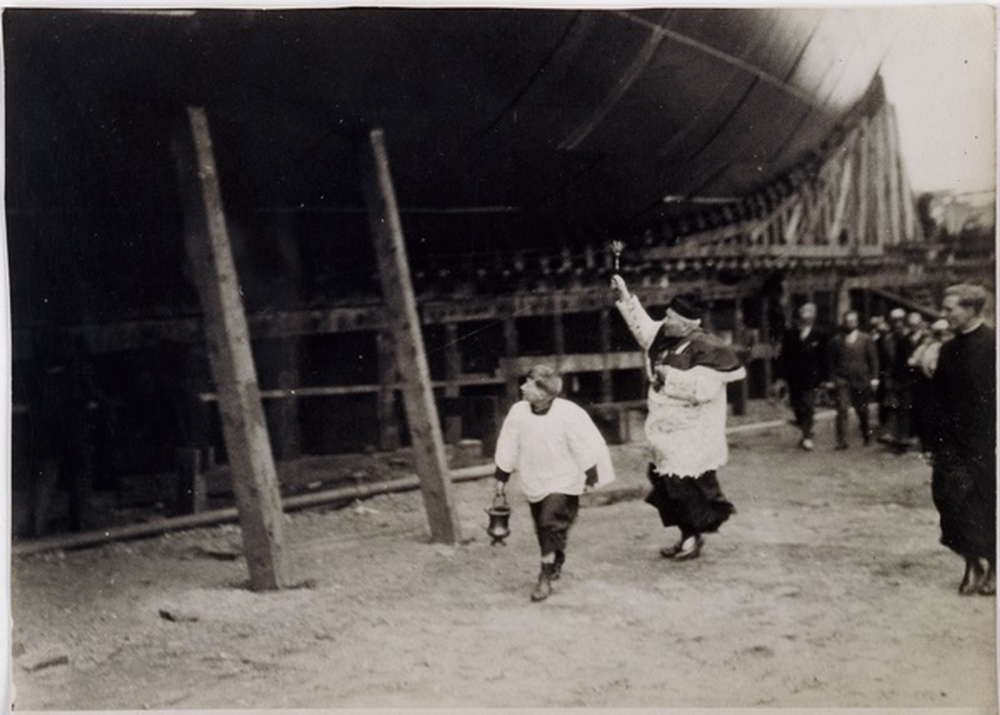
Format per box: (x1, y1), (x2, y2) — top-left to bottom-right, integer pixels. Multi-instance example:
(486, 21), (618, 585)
(10, 408), (997, 711)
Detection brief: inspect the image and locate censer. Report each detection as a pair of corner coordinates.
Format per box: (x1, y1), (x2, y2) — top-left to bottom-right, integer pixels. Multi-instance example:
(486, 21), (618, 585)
(485, 493), (512, 545)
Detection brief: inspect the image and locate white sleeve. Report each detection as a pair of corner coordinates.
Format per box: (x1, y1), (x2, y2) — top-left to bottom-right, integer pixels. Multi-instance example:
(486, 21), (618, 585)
(564, 404), (617, 486)
(493, 406), (521, 474)
(615, 295), (660, 350)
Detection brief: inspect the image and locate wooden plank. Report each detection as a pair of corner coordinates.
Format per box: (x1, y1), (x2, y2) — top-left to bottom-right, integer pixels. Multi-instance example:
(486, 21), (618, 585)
(599, 309), (613, 403)
(197, 374), (506, 403)
(503, 315), (520, 406)
(266, 339), (302, 461)
(898, 154), (920, 242)
(360, 128), (462, 544)
(501, 351), (645, 376)
(874, 109), (892, 247)
(885, 105), (903, 246)
(856, 123), (870, 246)
(760, 295), (774, 388)
(553, 313), (565, 367)
(173, 106), (288, 591)
(443, 323), (462, 444)
(827, 154), (853, 244)
(174, 448), (208, 516)
(782, 202), (802, 244)
(731, 299), (748, 415)
(888, 104), (919, 242)
(377, 329), (401, 451)
(835, 279), (851, 322)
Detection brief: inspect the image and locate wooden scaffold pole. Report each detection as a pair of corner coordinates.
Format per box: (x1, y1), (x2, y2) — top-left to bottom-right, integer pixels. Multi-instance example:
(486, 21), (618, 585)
(359, 128), (463, 544)
(173, 106), (288, 591)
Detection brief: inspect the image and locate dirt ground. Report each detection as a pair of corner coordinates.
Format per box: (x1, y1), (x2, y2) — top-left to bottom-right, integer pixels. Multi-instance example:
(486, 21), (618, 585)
(9, 406), (998, 711)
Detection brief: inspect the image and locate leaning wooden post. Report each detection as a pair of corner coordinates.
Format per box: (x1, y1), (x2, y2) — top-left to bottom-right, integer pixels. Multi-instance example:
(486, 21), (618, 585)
(359, 128), (462, 544)
(173, 106), (288, 591)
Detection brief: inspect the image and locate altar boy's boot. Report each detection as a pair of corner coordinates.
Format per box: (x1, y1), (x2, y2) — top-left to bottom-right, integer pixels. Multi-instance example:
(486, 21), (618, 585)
(531, 563), (558, 602)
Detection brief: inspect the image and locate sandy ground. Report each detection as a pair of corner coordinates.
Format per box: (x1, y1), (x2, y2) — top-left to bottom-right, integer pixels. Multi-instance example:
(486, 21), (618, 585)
(10, 408), (998, 711)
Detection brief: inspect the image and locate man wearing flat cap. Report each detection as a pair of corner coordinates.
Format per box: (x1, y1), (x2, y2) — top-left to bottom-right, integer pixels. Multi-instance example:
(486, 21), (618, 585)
(611, 274), (746, 561)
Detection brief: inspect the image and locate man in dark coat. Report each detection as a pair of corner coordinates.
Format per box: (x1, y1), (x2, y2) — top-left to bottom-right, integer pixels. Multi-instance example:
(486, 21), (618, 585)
(890, 311), (927, 452)
(927, 283), (996, 596)
(775, 302), (830, 451)
(827, 310), (879, 450)
(871, 315), (897, 441)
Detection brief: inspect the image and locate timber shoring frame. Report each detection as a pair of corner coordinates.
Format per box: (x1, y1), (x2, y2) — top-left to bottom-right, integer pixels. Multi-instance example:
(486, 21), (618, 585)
(9, 260), (981, 358)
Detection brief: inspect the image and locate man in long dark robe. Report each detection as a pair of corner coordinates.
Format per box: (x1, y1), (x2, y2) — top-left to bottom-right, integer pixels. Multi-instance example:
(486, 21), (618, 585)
(927, 283), (996, 596)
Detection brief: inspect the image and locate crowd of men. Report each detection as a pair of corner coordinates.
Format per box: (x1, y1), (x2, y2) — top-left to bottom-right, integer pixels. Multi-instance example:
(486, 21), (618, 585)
(773, 285), (995, 595)
(776, 303), (957, 454)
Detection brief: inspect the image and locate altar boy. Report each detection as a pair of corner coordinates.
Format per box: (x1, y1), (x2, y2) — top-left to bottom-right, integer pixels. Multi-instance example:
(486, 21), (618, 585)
(493, 365), (615, 602)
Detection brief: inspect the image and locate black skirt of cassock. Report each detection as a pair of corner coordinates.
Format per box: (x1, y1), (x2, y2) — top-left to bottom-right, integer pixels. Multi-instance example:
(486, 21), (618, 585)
(645, 464), (736, 533)
(931, 453), (996, 560)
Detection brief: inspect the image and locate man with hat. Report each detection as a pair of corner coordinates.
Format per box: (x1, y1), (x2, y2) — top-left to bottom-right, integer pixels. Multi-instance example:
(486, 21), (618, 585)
(871, 314), (895, 441)
(827, 310), (879, 449)
(884, 307), (912, 450)
(774, 301), (831, 451)
(611, 274), (745, 561)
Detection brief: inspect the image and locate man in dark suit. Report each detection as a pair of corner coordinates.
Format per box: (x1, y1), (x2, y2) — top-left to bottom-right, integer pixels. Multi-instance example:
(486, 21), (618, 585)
(828, 310), (879, 450)
(926, 283), (996, 596)
(775, 302), (829, 451)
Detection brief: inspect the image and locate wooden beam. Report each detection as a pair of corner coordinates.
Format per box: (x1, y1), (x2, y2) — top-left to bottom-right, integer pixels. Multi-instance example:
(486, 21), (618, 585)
(783, 202), (802, 244)
(553, 312), (565, 367)
(359, 128), (462, 544)
(174, 447), (208, 516)
(599, 309), (613, 403)
(200, 373), (505, 403)
(873, 109), (892, 247)
(889, 105), (920, 242)
(173, 106), (288, 591)
(503, 315), (520, 406)
(265, 340), (301, 461)
(856, 123), (870, 246)
(760, 295), (774, 388)
(885, 105), (903, 246)
(501, 351), (645, 376)
(827, 154), (853, 244)
(731, 299), (748, 416)
(835, 279), (851, 321)
(443, 323), (462, 444)
(376, 329), (401, 451)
